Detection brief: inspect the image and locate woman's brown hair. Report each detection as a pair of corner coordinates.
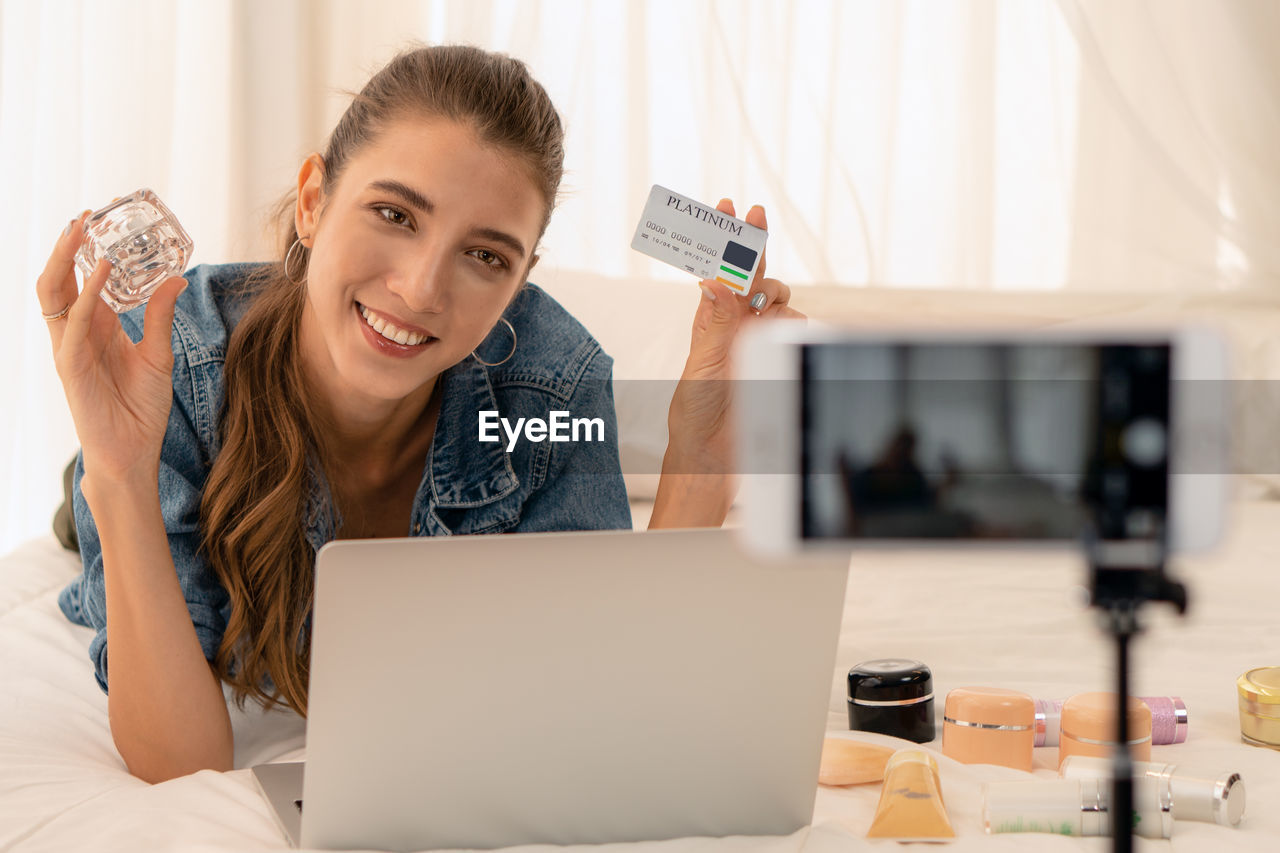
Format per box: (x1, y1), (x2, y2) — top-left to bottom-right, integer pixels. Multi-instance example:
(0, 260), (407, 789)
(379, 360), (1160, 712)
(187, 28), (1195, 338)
(200, 44), (565, 715)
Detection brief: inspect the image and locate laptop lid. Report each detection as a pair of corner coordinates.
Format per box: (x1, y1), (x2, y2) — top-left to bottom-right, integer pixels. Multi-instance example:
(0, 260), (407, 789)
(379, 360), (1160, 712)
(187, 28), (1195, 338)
(297, 528), (849, 851)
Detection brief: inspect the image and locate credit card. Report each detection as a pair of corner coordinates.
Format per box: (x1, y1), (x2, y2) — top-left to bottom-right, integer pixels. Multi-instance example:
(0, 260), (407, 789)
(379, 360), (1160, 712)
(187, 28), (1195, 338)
(630, 184), (767, 295)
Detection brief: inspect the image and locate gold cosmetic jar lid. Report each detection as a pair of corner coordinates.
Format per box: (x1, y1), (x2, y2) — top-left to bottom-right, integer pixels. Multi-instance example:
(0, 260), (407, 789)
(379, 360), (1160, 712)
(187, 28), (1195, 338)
(1238, 667), (1280, 711)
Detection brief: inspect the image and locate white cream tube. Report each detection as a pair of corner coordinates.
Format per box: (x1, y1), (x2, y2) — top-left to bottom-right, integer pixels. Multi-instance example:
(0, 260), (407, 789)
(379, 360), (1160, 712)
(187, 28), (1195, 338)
(1059, 755), (1245, 827)
(983, 777), (1172, 839)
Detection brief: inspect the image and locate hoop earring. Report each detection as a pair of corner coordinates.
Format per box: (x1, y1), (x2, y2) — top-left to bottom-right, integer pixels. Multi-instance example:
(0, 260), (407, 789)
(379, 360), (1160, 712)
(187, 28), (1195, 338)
(472, 318), (517, 367)
(284, 237), (309, 285)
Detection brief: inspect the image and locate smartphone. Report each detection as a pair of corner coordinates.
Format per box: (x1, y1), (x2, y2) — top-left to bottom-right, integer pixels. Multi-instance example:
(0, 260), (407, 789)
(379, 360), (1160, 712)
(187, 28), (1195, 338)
(734, 324), (1227, 556)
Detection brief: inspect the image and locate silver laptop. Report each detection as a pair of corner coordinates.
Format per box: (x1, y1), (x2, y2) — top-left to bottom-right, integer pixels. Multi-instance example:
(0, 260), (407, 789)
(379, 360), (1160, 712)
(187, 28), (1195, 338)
(252, 528), (850, 851)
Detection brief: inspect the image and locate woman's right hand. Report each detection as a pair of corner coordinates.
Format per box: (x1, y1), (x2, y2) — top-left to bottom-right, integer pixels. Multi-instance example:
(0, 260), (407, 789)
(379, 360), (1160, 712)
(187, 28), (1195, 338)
(37, 212), (188, 491)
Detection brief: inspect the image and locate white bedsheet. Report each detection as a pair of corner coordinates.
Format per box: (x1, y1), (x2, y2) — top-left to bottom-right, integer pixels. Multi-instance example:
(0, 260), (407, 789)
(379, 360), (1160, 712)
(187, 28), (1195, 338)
(2, 507), (1278, 852)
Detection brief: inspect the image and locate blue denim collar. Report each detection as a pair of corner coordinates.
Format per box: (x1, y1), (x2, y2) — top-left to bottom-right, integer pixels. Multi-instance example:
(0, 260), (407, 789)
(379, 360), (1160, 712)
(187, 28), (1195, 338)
(301, 353), (521, 548)
(429, 356), (520, 509)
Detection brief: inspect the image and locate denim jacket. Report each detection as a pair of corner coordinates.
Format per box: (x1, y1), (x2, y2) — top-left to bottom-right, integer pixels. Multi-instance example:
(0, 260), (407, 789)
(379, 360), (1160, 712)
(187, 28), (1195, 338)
(58, 263), (631, 692)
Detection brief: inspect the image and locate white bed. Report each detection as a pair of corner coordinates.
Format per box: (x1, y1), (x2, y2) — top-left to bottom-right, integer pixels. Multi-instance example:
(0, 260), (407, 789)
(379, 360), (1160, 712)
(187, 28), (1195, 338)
(2, 499), (1278, 851)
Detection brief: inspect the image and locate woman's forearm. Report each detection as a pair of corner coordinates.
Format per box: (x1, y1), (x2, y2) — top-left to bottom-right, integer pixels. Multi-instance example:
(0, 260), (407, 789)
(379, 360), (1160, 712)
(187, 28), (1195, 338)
(83, 473), (233, 783)
(647, 450), (734, 529)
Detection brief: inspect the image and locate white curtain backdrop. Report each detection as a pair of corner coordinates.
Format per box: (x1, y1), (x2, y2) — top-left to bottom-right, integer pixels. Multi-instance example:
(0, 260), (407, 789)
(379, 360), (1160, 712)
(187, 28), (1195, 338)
(2, 0), (1277, 552)
(1060, 0), (1280, 292)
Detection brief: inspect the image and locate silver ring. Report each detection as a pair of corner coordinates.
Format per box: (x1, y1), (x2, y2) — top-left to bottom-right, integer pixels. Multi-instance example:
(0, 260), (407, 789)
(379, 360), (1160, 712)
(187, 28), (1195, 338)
(943, 716), (1031, 732)
(42, 304), (72, 321)
(849, 693), (934, 708)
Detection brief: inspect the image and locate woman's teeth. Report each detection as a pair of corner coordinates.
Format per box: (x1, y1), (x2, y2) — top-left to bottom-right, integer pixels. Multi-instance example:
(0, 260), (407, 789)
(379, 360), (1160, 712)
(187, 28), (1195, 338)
(359, 304), (430, 346)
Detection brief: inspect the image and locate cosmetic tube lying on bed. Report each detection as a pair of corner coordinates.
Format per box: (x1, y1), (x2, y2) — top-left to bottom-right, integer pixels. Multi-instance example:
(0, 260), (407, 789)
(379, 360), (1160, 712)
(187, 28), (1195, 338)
(817, 738), (896, 786)
(1060, 755), (1245, 826)
(865, 749), (955, 840)
(1035, 696), (1187, 747)
(982, 777), (1172, 838)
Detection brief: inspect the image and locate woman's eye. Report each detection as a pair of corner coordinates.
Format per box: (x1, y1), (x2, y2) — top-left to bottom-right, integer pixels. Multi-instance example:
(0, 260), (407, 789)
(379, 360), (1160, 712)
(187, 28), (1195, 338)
(376, 206), (410, 227)
(470, 249), (507, 270)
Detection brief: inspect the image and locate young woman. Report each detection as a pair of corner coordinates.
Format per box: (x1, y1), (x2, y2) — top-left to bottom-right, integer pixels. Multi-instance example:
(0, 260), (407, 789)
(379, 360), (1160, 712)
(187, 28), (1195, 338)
(37, 45), (795, 783)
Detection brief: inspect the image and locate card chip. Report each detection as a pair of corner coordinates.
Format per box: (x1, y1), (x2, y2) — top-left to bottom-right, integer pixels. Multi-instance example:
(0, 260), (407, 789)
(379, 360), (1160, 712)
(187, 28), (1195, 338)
(723, 241), (758, 272)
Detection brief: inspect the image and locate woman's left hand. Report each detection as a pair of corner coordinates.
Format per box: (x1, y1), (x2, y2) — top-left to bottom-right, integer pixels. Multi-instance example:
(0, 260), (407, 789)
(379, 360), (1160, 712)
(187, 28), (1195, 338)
(650, 200), (804, 528)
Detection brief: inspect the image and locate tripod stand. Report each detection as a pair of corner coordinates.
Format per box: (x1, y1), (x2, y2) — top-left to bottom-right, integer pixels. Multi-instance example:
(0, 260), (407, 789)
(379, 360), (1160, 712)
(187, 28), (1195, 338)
(1088, 543), (1187, 852)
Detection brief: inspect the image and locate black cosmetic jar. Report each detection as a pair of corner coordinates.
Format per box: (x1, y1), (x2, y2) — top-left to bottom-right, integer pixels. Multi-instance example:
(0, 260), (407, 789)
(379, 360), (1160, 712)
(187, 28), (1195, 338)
(847, 658), (935, 743)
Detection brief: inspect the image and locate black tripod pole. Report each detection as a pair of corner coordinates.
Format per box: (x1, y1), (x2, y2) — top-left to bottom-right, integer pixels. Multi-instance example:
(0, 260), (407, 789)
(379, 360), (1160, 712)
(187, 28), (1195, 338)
(1092, 564), (1184, 851)
(1108, 605), (1137, 853)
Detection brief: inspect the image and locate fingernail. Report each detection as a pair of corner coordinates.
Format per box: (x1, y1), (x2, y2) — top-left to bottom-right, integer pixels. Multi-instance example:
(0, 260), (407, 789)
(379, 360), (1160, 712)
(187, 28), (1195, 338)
(699, 284), (717, 302)
(63, 219), (74, 236)
(750, 292), (767, 311)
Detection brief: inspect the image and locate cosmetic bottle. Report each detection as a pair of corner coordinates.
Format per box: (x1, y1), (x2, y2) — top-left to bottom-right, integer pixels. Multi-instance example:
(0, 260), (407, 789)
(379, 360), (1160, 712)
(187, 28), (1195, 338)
(1035, 696), (1186, 747)
(866, 749), (954, 840)
(817, 738), (895, 786)
(75, 188), (193, 313)
(1060, 755), (1244, 826)
(983, 777), (1172, 838)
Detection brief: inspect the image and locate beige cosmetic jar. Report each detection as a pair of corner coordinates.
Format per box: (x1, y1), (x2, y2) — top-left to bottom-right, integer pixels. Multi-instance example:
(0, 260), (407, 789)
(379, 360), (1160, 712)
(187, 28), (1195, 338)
(942, 687), (1035, 771)
(1057, 692), (1151, 768)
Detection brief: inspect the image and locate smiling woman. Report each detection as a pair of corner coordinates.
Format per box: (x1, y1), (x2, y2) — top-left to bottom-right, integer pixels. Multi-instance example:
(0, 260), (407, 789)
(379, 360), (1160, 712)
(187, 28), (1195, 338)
(295, 116), (544, 407)
(38, 43), (797, 784)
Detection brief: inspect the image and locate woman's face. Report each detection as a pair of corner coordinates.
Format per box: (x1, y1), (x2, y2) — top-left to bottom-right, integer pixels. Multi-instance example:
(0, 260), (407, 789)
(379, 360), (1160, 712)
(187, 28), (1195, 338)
(295, 116), (545, 407)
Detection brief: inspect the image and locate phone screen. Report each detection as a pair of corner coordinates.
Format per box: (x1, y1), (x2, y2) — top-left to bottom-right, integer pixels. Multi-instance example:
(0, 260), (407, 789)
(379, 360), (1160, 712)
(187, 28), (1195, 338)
(798, 342), (1171, 541)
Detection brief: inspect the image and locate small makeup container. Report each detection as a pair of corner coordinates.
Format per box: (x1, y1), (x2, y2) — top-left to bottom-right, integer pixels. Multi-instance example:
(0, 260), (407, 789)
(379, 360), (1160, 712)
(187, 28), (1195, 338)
(1060, 755), (1246, 827)
(1237, 666), (1280, 749)
(983, 777), (1172, 839)
(1033, 698), (1062, 748)
(1057, 692), (1151, 768)
(1035, 696), (1187, 747)
(75, 188), (193, 313)
(1139, 696), (1189, 745)
(942, 687), (1035, 771)
(847, 659), (935, 743)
